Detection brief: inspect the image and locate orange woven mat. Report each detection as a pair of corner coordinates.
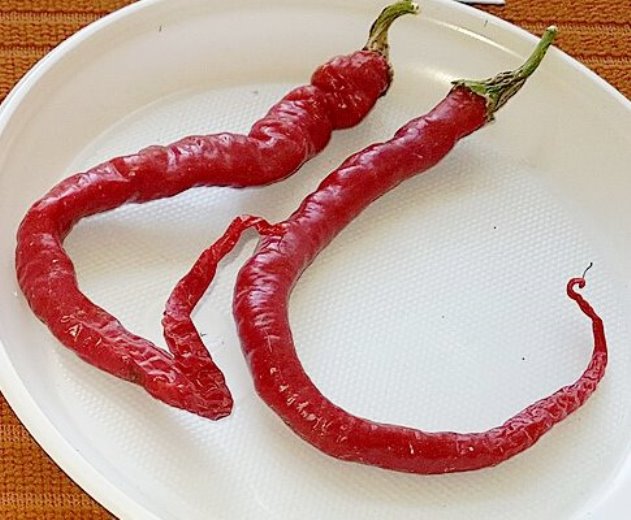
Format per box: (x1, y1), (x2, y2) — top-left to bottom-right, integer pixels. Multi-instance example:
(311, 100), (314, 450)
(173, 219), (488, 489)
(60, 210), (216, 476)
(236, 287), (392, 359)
(0, 1), (629, 519)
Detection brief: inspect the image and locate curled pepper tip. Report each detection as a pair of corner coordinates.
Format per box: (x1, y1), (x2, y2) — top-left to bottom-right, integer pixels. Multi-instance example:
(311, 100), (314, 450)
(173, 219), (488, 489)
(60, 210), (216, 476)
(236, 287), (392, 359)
(568, 277), (587, 295)
(569, 262), (594, 293)
(567, 264), (595, 302)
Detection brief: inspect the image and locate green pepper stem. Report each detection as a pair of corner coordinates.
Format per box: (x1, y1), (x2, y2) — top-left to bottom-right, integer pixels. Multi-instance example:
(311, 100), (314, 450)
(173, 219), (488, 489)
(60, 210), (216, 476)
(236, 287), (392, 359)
(453, 26), (558, 120)
(364, 0), (420, 59)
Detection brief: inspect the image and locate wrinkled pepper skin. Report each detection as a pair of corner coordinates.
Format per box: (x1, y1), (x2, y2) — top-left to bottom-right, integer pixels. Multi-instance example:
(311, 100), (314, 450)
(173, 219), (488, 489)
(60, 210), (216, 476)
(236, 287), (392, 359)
(15, 49), (391, 420)
(165, 28), (607, 474)
(232, 88), (607, 473)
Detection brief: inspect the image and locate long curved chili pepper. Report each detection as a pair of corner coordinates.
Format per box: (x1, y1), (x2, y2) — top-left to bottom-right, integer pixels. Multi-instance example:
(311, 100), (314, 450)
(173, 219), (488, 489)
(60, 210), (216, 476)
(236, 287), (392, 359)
(166, 27), (608, 474)
(15, 1), (419, 420)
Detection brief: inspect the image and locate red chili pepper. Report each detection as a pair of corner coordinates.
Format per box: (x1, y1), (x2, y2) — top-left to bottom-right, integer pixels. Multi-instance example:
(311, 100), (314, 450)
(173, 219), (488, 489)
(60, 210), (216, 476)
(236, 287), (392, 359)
(167, 27), (608, 474)
(15, 1), (418, 419)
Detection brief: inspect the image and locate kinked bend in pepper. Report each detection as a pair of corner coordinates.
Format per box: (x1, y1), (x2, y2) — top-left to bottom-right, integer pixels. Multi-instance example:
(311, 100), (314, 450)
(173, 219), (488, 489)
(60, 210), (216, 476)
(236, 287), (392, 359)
(15, 1), (419, 419)
(167, 28), (608, 473)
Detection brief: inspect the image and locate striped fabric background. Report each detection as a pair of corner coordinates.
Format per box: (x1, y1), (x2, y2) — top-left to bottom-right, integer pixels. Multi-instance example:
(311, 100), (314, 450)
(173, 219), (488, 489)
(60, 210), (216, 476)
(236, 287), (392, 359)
(0, 1), (629, 518)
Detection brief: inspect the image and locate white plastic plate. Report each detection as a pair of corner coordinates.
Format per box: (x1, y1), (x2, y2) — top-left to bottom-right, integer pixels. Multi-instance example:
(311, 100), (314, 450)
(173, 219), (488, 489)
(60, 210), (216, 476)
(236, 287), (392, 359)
(1, 1), (630, 519)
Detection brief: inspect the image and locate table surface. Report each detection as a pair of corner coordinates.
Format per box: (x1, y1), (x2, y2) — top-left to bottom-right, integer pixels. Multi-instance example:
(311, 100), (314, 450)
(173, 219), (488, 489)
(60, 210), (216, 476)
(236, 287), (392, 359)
(1, 1), (629, 518)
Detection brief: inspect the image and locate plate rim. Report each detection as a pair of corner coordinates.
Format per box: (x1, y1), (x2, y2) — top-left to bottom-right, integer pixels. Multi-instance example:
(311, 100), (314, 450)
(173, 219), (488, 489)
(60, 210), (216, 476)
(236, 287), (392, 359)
(0, 1), (629, 519)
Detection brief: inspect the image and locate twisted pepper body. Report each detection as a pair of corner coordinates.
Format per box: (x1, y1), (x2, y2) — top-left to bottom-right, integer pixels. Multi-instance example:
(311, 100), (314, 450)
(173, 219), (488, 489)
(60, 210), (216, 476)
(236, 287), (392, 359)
(15, 1), (419, 419)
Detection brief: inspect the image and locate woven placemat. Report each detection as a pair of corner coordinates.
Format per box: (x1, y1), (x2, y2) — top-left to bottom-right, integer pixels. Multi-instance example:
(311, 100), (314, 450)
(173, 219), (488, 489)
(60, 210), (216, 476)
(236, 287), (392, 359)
(1, 1), (629, 519)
